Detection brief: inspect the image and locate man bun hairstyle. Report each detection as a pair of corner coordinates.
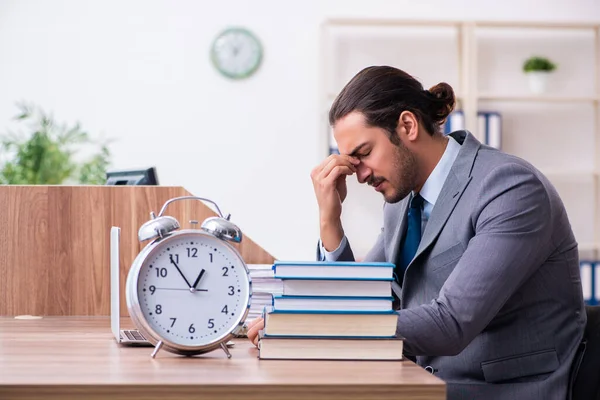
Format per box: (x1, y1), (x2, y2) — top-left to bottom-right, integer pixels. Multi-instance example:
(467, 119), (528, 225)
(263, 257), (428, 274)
(329, 66), (456, 141)
(426, 82), (456, 128)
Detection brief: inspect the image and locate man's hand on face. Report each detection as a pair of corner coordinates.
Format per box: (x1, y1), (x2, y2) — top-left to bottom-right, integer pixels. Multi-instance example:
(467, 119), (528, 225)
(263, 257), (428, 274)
(310, 155), (359, 251)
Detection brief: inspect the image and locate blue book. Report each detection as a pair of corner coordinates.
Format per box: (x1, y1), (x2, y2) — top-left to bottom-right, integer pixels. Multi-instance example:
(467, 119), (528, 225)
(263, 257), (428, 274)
(258, 331), (404, 360)
(262, 306), (398, 337)
(272, 295), (394, 312)
(272, 260), (395, 280)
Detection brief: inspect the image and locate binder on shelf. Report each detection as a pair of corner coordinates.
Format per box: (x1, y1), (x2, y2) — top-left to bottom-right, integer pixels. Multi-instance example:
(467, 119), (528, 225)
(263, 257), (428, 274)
(477, 113), (487, 145)
(596, 262), (600, 306)
(580, 261), (593, 304)
(580, 261), (598, 306)
(328, 124), (339, 155)
(444, 110), (465, 134)
(483, 111), (502, 150)
(443, 110), (502, 150)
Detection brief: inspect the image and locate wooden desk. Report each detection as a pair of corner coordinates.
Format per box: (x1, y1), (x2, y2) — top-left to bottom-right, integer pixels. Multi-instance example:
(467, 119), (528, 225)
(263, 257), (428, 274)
(0, 317), (446, 400)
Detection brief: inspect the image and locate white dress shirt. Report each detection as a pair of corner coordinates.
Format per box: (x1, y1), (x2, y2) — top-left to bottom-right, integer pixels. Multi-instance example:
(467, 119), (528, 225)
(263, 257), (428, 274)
(321, 135), (462, 260)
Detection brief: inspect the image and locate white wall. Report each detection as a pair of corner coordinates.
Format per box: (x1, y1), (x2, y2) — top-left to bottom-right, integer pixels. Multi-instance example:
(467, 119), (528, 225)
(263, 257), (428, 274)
(0, 0), (598, 261)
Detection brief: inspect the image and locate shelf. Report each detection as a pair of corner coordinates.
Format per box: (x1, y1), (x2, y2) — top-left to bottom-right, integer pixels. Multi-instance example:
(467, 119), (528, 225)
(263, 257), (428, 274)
(474, 21), (600, 30)
(326, 92), (466, 102)
(324, 19), (600, 30)
(325, 19), (462, 28)
(477, 94), (600, 103)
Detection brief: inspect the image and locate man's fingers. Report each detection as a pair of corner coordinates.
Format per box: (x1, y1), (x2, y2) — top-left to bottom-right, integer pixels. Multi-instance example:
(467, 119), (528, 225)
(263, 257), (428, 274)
(246, 318), (264, 347)
(312, 155), (358, 180)
(317, 158), (356, 183)
(246, 317), (261, 330)
(322, 165), (355, 187)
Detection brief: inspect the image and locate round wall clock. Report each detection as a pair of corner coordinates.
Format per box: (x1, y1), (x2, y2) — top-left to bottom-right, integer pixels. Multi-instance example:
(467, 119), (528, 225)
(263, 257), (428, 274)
(210, 27), (263, 79)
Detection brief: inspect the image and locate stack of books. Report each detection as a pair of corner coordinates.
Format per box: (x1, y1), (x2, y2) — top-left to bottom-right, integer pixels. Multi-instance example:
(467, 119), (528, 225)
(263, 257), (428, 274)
(258, 261), (403, 361)
(247, 264), (283, 321)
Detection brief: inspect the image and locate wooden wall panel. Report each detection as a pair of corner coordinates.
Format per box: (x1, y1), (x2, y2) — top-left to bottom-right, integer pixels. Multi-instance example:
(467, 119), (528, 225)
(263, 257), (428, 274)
(0, 186), (276, 316)
(0, 187), (51, 315)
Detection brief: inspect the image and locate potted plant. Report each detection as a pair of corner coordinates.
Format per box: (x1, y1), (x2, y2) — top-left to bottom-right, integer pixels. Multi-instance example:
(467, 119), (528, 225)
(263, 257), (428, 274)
(522, 56), (557, 94)
(0, 103), (112, 184)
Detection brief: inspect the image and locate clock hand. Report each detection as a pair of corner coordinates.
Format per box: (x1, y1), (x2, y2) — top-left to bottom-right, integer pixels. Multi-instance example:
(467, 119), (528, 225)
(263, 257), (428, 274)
(169, 254), (193, 288)
(154, 287), (208, 292)
(192, 269), (206, 289)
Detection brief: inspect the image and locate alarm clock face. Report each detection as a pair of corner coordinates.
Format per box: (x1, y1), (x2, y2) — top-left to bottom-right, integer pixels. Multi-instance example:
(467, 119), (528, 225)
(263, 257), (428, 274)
(130, 231), (251, 349)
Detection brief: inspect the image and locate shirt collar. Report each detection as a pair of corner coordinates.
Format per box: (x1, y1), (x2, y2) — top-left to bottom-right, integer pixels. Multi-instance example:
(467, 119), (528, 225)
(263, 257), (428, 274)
(418, 135), (461, 207)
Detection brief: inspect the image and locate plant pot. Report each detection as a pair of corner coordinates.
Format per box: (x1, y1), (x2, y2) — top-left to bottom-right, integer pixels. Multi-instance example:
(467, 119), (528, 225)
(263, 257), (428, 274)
(526, 71), (550, 94)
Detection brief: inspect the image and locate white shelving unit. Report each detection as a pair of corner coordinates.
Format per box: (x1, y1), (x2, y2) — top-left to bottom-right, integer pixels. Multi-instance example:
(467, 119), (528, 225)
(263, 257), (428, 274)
(320, 19), (600, 260)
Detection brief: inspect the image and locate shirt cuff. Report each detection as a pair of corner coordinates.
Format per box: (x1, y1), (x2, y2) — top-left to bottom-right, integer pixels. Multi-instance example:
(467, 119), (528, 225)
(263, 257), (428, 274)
(319, 236), (348, 261)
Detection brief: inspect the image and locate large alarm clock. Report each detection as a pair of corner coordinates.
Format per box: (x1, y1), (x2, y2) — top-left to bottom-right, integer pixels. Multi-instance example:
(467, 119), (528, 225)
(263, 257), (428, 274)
(125, 196), (252, 358)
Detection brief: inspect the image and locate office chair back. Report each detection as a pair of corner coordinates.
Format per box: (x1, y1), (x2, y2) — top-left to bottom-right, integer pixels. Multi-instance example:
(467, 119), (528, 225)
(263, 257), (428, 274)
(571, 305), (600, 400)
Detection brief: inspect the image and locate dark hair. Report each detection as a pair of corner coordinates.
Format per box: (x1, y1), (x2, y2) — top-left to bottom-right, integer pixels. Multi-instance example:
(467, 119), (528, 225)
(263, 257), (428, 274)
(329, 66), (455, 143)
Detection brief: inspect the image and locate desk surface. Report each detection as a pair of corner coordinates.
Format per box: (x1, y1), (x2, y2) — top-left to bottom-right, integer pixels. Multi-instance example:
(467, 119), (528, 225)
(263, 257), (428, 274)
(0, 317), (445, 400)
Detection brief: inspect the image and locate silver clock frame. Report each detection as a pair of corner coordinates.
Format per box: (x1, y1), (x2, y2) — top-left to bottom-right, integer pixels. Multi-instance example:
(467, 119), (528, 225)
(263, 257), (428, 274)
(125, 196), (253, 359)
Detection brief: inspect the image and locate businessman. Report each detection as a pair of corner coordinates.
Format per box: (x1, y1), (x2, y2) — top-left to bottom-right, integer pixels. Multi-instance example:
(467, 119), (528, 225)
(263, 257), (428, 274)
(248, 66), (586, 399)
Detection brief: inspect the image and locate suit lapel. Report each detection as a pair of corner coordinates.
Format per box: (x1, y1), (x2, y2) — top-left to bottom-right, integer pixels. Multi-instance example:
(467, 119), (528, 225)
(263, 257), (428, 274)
(404, 131), (481, 271)
(413, 172), (472, 261)
(388, 197), (410, 264)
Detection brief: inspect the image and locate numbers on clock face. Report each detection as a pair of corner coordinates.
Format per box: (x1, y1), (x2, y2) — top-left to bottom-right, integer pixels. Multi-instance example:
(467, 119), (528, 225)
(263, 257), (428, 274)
(137, 233), (250, 346)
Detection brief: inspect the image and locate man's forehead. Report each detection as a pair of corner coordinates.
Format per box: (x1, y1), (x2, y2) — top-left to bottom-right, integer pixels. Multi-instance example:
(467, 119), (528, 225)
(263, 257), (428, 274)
(334, 111), (366, 132)
(333, 114), (379, 155)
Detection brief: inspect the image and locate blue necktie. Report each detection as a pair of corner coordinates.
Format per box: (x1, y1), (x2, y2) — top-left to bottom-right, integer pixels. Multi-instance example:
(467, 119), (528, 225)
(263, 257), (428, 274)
(396, 194), (424, 285)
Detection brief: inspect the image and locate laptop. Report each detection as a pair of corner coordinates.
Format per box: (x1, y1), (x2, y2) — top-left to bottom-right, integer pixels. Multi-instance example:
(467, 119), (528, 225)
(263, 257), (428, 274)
(110, 226), (153, 346)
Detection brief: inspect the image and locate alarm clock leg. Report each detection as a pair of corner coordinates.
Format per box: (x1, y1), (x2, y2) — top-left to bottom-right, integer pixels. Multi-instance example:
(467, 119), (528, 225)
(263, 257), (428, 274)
(151, 341), (164, 358)
(220, 342), (232, 359)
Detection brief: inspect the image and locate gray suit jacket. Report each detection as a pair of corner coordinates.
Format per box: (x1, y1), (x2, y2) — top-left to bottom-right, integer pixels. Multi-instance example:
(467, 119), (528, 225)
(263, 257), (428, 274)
(320, 131), (587, 400)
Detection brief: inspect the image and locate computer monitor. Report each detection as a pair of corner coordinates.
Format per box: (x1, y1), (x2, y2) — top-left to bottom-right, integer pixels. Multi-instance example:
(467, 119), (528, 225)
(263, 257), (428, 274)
(105, 167), (159, 185)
